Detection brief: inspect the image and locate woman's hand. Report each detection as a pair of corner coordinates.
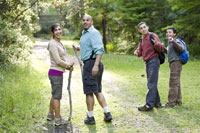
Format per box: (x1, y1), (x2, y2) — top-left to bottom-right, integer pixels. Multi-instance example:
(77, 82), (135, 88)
(66, 62), (74, 70)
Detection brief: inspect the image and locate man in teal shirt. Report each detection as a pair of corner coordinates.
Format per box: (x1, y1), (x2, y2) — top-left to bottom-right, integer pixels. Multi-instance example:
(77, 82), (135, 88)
(73, 14), (112, 125)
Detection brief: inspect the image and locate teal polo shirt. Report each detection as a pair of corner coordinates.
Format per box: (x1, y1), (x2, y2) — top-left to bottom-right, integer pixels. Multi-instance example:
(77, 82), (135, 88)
(80, 25), (105, 61)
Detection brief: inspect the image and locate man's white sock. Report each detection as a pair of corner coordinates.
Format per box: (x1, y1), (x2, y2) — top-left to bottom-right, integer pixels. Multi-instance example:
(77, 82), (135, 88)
(87, 111), (94, 117)
(103, 106), (109, 113)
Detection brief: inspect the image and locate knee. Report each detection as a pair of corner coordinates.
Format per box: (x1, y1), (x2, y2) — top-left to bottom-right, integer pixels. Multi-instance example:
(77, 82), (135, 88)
(94, 92), (102, 97)
(86, 93), (94, 97)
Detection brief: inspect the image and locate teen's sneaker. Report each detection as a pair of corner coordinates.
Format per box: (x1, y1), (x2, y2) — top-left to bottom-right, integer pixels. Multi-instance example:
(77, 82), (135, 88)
(84, 115), (95, 125)
(104, 112), (112, 122)
(163, 102), (175, 108)
(46, 113), (54, 121)
(155, 103), (162, 108)
(55, 117), (68, 126)
(138, 104), (153, 111)
(176, 101), (182, 106)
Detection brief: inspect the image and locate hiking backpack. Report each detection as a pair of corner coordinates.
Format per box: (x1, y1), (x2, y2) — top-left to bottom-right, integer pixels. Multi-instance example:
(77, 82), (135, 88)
(149, 33), (165, 64)
(177, 38), (189, 64)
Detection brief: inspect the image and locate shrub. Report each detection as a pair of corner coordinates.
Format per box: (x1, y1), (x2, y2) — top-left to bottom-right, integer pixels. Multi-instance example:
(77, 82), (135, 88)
(106, 43), (115, 53)
(0, 18), (32, 65)
(188, 43), (200, 58)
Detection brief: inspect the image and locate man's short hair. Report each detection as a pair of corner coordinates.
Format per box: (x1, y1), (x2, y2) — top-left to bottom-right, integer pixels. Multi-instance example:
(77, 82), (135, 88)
(167, 27), (177, 34)
(138, 22), (148, 28)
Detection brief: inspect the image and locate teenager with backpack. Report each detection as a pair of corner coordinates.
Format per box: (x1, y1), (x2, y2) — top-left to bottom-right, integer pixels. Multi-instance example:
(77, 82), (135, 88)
(164, 27), (184, 107)
(134, 22), (165, 111)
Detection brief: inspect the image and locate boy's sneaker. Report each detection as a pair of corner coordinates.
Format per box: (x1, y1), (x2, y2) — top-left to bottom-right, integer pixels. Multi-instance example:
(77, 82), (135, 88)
(84, 115), (95, 125)
(104, 112), (112, 122)
(46, 113), (54, 121)
(176, 101), (182, 106)
(163, 102), (175, 108)
(55, 117), (68, 126)
(138, 104), (153, 111)
(155, 103), (162, 108)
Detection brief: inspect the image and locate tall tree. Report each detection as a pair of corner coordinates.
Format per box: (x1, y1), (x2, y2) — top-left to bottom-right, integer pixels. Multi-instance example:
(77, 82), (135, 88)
(119, 0), (173, 42)
(85, 0), (120, 52)
(168, 0), (200, 56)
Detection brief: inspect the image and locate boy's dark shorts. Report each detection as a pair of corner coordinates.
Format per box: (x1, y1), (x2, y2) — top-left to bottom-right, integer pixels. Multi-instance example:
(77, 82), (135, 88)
(48, 75), (63, 100)
(82, 59), (104, 94)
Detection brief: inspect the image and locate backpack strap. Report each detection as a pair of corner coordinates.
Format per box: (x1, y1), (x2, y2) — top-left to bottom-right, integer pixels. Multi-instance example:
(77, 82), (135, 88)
(90, 50), (95, 59)
(140, 33), (155, 48)
(149, 33), (158, 53)
(149, 33), (154, 46)
(177, 38), (186, 50)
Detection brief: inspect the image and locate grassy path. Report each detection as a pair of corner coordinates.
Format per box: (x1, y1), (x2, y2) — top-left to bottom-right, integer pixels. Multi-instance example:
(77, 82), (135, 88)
(32, 39), (200, 133)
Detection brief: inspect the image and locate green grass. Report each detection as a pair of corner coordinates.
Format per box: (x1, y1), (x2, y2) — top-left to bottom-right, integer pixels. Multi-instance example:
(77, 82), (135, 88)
(0, 61), (50, 132)
(101, 54), (200, 132)
(1, 40), (200, 132)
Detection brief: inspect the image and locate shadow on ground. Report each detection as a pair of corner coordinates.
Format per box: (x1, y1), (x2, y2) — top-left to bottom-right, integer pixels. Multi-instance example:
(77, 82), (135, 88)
(38, 121), (77, 133)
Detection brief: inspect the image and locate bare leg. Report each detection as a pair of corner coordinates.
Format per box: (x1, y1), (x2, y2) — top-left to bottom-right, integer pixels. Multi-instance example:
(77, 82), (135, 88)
(53, 99), (60, 118)
(94, 93), (107, 108)
(95, 93), (112, 122)
(86, 94), (95, 111)
(49, 97), (54, 114)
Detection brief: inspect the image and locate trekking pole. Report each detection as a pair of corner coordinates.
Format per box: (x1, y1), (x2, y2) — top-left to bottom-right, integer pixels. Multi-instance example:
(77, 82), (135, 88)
(73, 47), (83, 75)
(67, 68), (73, 121)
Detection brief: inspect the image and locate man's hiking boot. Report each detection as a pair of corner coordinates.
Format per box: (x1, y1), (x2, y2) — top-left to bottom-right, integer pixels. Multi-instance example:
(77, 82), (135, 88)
(46, 113), (54, 121)
(104, 112), (112, 122)
(84, 115), (95, 125)
(138, 104), (153, 111)
(155, 103), (162, 108)
(55, 117), (68, 126)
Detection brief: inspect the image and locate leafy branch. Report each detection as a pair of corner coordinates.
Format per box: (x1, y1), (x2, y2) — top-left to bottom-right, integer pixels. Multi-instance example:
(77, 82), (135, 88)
(13, 0), (39, 23)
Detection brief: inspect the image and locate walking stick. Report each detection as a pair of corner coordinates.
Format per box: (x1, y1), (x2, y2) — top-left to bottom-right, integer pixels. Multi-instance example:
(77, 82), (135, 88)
(67, 69), (73, 121)
(73, 47), (83, 74)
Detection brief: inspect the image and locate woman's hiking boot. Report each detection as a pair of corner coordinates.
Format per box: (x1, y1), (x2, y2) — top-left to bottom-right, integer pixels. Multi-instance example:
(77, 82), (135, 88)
(46, 113), (54, 121)
(55, 117), (68, 126)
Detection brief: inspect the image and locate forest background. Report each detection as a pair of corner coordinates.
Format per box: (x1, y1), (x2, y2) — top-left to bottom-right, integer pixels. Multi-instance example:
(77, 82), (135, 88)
(0, 0), (200, 65)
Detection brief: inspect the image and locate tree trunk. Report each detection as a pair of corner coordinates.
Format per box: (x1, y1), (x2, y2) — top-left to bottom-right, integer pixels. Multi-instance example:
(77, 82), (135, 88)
(102, 17), (107, 53)
(108, 27), (113, 42)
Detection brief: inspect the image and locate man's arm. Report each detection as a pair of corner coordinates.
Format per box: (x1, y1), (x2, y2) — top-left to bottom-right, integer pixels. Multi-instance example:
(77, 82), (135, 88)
(92, 54), (102, 76)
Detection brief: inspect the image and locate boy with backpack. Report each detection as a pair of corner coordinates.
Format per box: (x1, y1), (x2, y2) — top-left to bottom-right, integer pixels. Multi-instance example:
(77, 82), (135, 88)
(164, 27), (187, 107)
(134, 22), (165, 111)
